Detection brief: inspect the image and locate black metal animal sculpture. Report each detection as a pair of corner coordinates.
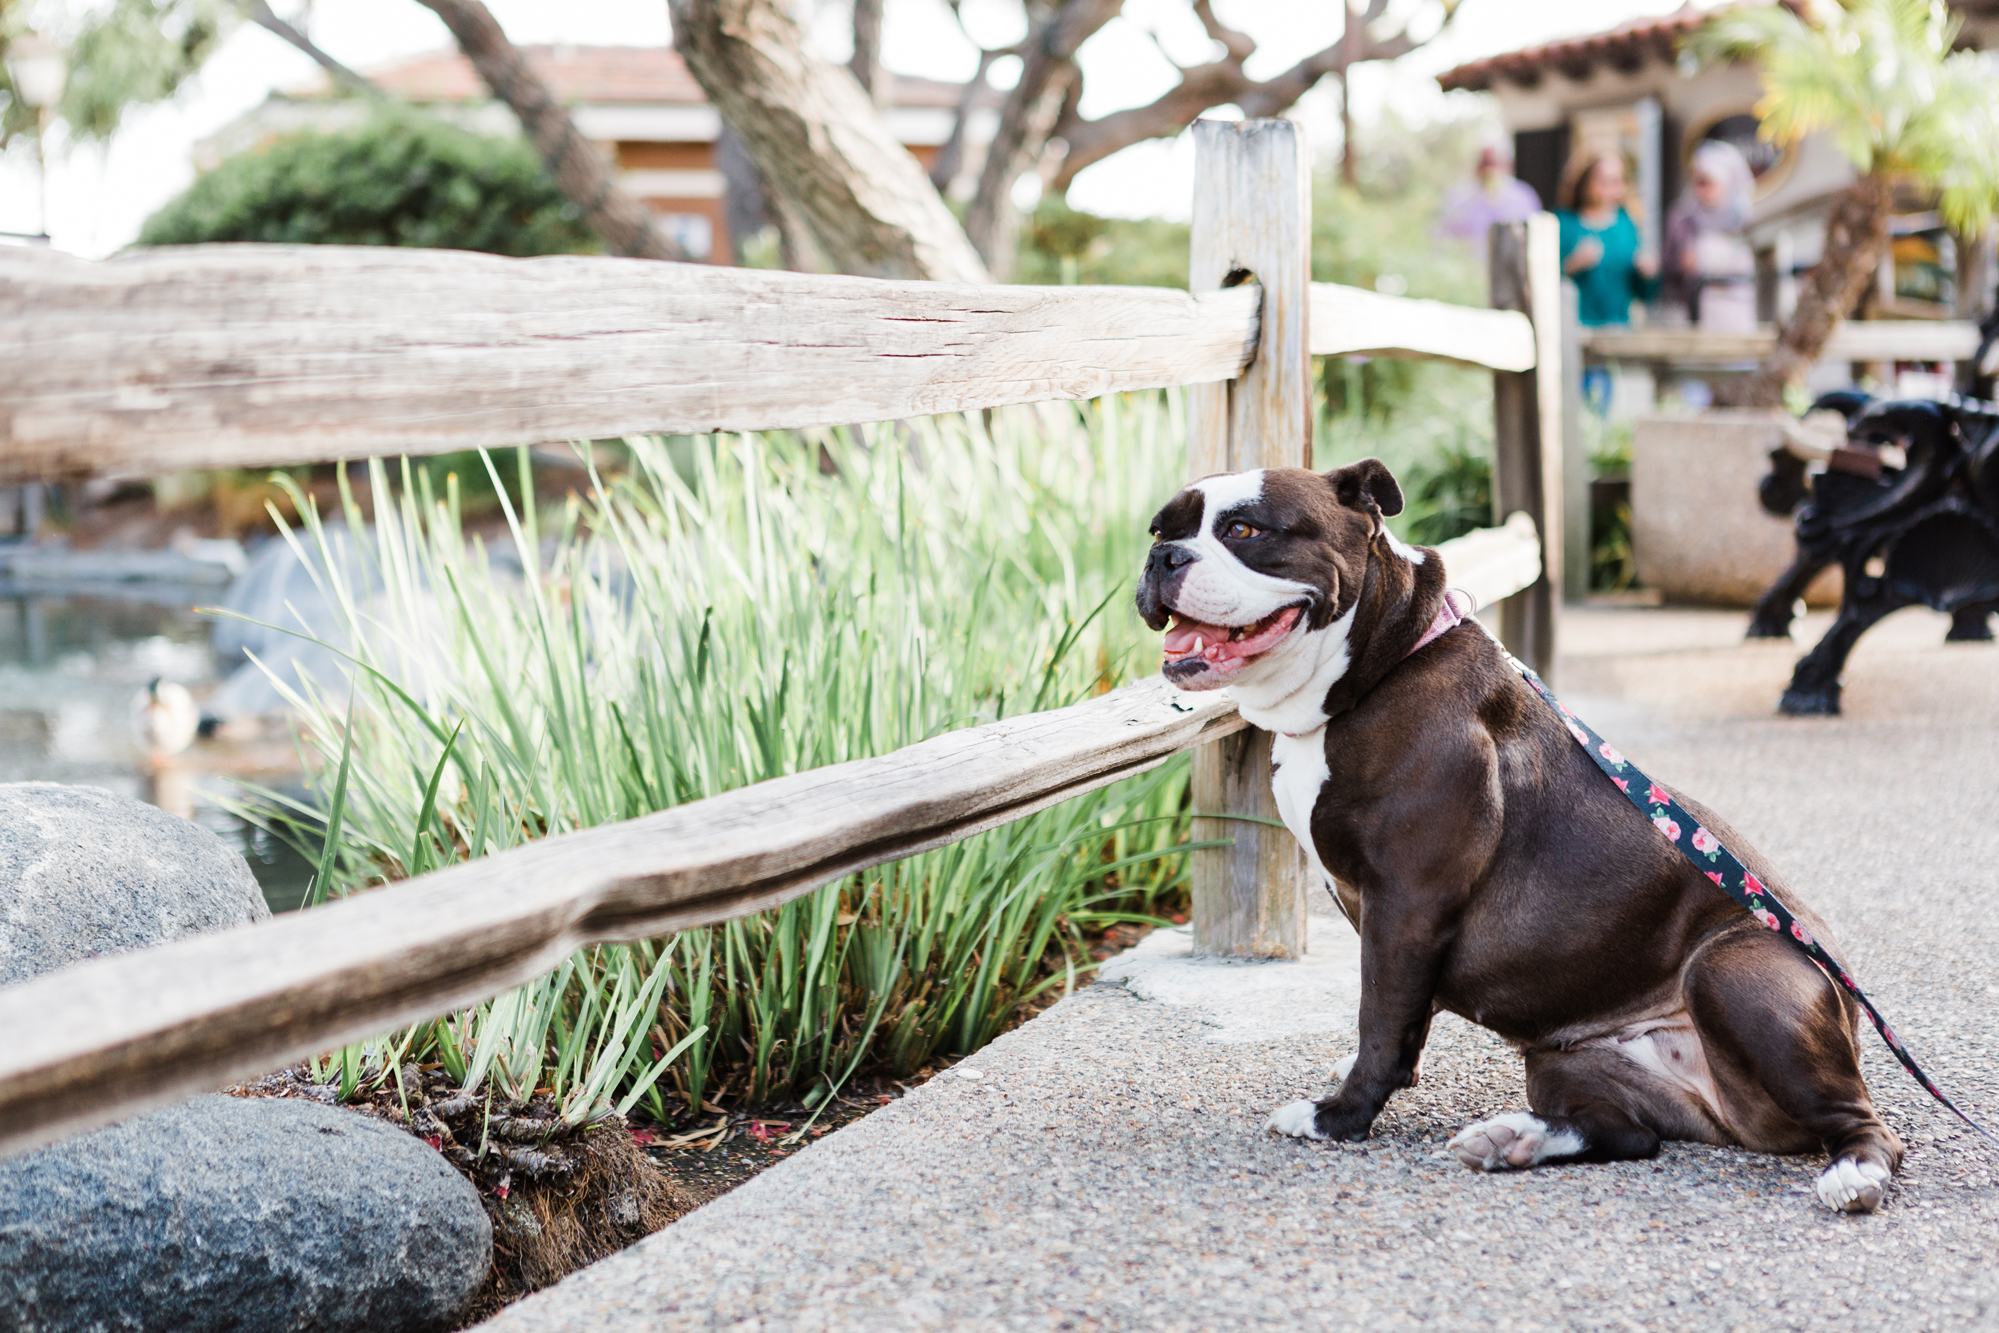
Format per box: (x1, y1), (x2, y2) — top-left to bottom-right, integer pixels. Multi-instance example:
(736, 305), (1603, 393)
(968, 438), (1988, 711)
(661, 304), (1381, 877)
(1750, 395), (1999, 715)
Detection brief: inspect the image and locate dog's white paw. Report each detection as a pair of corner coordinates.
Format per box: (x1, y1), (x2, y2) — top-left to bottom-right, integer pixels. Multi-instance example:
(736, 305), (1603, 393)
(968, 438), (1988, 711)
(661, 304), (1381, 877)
(1331, 1052), (1357, 1084)
(1815, 1157), (1890, 1213)
(1448, 1112), (1584, 1171)
(1265, 1099), (1328, 1140)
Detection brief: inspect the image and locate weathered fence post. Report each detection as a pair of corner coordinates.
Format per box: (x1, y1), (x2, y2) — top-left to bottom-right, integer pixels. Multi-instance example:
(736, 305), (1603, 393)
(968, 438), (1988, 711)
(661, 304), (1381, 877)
(1489, 215), (1565, 677)
(1185, 118), (1311, 959)
(1559, 280), (1588, 604)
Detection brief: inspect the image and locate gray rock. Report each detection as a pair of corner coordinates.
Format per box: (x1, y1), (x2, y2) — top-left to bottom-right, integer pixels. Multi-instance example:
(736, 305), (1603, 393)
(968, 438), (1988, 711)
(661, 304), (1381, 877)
(0, 1094), (493, 1333)
(0, 782), (268, 986)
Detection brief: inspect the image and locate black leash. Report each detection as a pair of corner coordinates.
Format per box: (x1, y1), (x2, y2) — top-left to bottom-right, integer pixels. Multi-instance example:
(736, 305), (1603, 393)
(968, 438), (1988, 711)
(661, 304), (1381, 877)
(1498, 644), (1999, 1151)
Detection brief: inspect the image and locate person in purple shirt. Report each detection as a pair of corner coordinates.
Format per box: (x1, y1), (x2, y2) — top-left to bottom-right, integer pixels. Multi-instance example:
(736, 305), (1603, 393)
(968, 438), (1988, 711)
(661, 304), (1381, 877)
(1438, 145), (1544, 241)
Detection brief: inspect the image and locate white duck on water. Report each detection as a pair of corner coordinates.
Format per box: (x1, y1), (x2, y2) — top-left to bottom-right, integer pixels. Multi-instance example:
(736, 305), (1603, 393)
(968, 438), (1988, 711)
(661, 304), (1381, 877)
(131, 677), (199, 759)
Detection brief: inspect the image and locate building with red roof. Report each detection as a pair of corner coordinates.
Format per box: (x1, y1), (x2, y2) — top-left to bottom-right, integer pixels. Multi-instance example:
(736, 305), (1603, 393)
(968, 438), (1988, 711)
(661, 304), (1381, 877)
(197, 44), (993, 263)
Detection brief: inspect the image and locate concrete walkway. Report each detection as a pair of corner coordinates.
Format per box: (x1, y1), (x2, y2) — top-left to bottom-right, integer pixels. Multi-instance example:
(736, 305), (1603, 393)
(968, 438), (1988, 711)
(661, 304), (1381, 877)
(485, 607), (1999, 1332)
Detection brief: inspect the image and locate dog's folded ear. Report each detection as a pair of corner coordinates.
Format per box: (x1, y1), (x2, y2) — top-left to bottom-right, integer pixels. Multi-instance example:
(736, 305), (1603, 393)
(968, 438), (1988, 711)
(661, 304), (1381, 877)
(1326, 458), (1404, 520)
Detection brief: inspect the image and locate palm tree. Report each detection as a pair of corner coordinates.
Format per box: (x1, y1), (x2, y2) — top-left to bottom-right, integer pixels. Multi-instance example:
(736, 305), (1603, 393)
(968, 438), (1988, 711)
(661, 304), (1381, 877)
(1691, 0), (1999, 408)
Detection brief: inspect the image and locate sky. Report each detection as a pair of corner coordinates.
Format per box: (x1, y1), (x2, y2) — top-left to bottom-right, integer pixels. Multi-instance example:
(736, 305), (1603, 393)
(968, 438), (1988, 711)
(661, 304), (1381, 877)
(0, 0), (1725, 258)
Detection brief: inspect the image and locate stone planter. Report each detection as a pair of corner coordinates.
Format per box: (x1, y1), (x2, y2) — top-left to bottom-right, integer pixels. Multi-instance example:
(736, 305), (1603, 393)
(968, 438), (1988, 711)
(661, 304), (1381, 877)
(1630, 411), (1843, 607)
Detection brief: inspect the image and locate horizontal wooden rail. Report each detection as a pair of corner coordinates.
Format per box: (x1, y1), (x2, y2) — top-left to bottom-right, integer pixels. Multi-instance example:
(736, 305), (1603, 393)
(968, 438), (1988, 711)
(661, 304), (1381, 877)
(0, 245), (1259, 482)
(1441, 510), (1542, 609)
(0, 519), (1539, 1158)
(1310, 282), (1538, 372)
(0, 249), (1563, 485)
(0, 677), (1244, 1156)
(1582, 320), (1980, 366)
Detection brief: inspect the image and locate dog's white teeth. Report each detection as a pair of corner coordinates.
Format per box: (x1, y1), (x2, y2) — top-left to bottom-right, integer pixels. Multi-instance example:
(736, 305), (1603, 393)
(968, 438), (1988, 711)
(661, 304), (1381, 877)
(1192, 636), (1205, 653)
(1231, 627), (1245, 641)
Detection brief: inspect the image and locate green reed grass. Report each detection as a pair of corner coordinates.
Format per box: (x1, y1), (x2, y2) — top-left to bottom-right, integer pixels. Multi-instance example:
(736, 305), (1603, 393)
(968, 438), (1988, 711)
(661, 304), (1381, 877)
(242, 394), (1209, 1123)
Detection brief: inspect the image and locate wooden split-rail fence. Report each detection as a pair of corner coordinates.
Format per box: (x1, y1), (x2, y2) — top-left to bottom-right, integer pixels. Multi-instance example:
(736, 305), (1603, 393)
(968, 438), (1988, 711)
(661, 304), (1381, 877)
(0, 119), (1564, 1157)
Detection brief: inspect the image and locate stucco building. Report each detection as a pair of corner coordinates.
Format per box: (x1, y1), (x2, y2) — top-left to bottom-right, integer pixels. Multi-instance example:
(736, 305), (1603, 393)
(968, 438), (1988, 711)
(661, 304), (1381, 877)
(1437, 3), (1994, 328)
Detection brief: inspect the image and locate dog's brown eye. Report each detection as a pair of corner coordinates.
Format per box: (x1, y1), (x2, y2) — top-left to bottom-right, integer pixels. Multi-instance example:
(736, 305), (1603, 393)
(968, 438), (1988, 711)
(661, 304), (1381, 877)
(1224, 521), (1260, 540)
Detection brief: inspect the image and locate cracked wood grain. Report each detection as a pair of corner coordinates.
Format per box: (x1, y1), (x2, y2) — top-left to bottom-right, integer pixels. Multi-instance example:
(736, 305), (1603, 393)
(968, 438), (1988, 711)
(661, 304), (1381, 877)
(0, 245), (1259, 482)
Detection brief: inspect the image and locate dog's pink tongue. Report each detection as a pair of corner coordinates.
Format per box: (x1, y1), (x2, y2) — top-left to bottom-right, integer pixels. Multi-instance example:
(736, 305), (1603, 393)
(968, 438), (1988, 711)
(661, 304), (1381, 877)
(1164, 616), (1230, 657)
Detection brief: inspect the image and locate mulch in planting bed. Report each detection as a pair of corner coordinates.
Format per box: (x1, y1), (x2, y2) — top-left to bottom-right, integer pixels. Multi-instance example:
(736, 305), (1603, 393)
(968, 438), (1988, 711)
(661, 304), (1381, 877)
(642, 919), (1161, 1203)
(225, 917), (1167, 1321)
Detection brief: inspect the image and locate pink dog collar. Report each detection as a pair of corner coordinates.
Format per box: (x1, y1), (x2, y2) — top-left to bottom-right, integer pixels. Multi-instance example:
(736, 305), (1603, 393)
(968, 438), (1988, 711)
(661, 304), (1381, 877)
(1408, 587), (1475, 658)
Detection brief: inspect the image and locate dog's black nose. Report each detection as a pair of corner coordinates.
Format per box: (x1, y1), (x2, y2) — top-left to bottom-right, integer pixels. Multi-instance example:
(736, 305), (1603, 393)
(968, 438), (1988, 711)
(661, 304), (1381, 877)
(1147, 543), (1196, 575)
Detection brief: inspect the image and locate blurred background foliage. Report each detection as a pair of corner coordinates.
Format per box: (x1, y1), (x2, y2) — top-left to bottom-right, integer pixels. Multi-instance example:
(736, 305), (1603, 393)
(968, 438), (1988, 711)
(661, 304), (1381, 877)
(0, 0), (236, 147)
(56, 0), (235, 140)
(1008, 112), (1506, 554)
(138, 107), (600, 255)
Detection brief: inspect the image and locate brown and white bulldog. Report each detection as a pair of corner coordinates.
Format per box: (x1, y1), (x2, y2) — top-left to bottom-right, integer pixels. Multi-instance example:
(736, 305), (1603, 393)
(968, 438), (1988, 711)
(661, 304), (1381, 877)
(1135, 459), (1904, 1213)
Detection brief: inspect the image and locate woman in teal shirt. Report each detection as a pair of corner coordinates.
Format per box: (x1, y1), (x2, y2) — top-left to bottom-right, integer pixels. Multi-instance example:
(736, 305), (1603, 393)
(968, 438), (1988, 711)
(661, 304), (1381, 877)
(1557, 153), (1659, 326)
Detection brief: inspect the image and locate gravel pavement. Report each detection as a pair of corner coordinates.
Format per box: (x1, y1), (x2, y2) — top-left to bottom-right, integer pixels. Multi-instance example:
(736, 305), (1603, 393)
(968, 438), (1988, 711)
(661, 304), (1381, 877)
(484, 606), (1999, 1332)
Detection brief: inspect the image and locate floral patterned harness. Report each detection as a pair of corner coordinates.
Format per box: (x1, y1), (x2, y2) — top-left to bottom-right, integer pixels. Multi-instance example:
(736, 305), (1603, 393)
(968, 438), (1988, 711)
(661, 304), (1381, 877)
(1470, 612), (1999, 1152)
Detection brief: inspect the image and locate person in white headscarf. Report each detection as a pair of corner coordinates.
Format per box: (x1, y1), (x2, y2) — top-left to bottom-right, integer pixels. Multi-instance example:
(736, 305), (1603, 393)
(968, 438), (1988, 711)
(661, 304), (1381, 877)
(1662, 139), (1758, 331)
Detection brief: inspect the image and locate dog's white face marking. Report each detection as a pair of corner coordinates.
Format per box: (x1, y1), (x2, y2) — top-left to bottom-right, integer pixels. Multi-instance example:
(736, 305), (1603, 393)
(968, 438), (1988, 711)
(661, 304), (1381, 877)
(1448, 1112), (1585, 1171)
(1164, 472), (1318, 630)
(1816, 1157), (1890, 1213)
(1265, 1099), (1328, 1140)
(1151, 466), (1410, 728)
(1230, 605), (1355, 735)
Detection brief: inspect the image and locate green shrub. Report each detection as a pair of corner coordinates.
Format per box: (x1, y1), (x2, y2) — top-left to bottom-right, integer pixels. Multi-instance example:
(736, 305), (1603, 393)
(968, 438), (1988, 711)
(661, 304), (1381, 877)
(139, 108), (598, 256)
(1013, 200), (1191, 287)
(1587, 417), (1638, 591)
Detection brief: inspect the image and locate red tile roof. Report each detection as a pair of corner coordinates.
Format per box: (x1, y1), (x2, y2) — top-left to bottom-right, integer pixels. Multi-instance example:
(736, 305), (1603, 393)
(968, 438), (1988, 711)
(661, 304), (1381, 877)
(306, 44), (967, 110)
(1435, 4), (1721, 92)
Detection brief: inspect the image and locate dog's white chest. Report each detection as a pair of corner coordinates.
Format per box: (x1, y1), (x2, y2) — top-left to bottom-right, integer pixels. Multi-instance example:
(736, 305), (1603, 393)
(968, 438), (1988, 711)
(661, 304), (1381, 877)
(1269, 728), (1334, 893)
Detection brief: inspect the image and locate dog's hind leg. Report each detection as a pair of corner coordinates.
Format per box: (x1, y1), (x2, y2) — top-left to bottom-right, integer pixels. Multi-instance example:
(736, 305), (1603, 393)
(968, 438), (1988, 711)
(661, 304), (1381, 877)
(1450, 1043), (1718, 1172)
(1685, 925), (1903, 1213)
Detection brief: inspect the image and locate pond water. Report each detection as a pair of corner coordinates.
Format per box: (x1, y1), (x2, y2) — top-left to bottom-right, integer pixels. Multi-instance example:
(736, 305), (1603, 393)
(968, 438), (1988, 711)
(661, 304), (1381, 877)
(0, 588), (315, 914)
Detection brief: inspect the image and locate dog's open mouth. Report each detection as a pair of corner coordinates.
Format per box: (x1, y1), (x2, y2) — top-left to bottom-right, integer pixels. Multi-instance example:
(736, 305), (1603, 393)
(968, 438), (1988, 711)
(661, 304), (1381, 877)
(1160, 604), (1304, 685)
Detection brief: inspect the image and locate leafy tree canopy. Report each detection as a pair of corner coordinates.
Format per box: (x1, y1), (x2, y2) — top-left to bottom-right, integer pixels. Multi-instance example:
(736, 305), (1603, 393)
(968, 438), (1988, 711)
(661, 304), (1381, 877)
(138, 108), (600, 255)
(1692, 0), (1999, 233)
(61, 0), (236, 139)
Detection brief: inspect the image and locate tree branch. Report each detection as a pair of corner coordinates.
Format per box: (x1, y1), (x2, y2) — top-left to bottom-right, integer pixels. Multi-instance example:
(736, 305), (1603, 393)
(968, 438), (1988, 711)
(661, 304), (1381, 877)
(416, 0), (690, 261)
(929, 48), (998, 193)
(1138, 24), (1191, 73)
(1049, 0), (1459, 193)
(1191, 0), (1253, 63)
(1051, 38), (1341, 191)
(850, 0), (883, 102)
(963, 0), (1124, 276)
(242, 0), (381, 98)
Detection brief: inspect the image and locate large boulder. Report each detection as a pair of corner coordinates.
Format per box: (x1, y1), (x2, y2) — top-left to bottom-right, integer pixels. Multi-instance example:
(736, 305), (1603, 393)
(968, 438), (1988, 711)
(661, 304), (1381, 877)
(0, 1094), (493, 1332)
(0, 782), (268, 986)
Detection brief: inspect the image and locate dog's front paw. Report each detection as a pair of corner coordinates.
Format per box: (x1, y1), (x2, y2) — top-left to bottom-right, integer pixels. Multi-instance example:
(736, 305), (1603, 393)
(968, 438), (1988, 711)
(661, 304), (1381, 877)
(1815, 1157), (1890, 1213)
(1267, 1096), (1373, 1142)
(1331, 1052), (1357, 1084)
(1449, 1112), (1583, 1171)
(1265, 1099), (1328, 1141)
